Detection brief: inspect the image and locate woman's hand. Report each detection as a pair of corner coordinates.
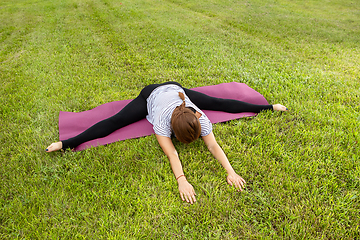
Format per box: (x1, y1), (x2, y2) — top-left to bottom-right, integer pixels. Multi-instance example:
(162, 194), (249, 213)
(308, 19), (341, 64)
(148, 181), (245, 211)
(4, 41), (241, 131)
(227, 172), (246, 191)
(177, 177), (197, 204)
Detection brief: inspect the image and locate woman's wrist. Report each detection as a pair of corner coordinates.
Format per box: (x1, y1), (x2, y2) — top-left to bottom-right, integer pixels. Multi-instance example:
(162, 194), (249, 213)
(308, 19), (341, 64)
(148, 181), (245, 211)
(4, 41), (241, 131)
(176, 174), (185, 180)
(176, 174), (187, 183)
(225, 167), (236, 175)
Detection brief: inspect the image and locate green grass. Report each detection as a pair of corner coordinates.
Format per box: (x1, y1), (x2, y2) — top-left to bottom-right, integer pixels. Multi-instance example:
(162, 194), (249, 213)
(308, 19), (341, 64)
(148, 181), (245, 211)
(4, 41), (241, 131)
(1, 0), (359, 238)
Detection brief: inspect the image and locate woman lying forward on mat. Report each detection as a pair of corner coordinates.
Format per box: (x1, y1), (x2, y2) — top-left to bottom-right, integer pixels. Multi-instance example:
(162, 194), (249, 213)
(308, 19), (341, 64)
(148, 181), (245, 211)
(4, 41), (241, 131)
(46, 82), (288, 204)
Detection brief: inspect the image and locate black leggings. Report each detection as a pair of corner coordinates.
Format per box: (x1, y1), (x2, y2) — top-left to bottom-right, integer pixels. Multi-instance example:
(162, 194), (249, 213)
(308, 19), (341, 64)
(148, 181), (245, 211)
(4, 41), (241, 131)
(62, 82), (272, 149)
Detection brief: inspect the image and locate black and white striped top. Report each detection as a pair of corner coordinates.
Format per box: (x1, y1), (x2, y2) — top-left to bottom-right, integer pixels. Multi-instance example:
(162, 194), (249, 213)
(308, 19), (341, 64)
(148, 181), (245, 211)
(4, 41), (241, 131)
(146, 84), (212, 138)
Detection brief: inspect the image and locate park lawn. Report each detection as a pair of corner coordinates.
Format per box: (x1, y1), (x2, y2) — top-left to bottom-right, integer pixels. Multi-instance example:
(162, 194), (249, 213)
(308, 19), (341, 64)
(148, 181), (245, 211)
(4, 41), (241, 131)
(0, 0), (359, 238)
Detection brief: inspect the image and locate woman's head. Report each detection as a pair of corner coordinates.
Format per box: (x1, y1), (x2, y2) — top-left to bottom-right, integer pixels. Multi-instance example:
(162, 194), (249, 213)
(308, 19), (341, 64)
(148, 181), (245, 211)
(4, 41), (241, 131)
(171, 92), (201, 144)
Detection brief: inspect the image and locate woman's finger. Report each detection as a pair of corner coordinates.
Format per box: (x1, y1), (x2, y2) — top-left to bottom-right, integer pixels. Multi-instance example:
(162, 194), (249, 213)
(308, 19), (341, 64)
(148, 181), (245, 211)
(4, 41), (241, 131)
(234, 181), (242, 191)
(180, 193), (185, 201)
(188, 195), (193, 204)
(190, 193), (196, 204)
(184, 194), (190, 203)
(240, 177), (246, 184)
(238, 179), (245, 188)
(235, 179), (244, 191)
(186, 192), (193, 204)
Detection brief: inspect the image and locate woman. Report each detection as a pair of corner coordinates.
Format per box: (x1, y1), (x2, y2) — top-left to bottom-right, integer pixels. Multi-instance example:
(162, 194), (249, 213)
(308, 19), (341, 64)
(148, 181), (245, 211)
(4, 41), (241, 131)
(46, 82), (288, 204)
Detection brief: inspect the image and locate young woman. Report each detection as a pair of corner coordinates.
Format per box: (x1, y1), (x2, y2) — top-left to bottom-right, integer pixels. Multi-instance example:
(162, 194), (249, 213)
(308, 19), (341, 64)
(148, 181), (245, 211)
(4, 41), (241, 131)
(46, 82), (288, 204)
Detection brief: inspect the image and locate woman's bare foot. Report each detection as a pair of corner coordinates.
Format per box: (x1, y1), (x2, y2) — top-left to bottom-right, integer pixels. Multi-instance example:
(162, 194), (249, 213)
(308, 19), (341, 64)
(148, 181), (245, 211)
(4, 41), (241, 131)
(46, 142), (63, 152)
(273, 104), (288, 111)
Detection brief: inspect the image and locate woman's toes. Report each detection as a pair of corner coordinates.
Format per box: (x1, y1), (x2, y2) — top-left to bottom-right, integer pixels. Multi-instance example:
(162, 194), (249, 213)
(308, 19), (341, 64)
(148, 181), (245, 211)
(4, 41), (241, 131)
(45, 144), (54, 152)
(273, 104), (288, 111)
(45, 142), (62, 152)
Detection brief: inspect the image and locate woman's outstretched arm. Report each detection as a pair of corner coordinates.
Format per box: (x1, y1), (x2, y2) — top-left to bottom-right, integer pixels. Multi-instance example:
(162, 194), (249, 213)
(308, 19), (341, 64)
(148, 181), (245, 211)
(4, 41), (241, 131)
(202, 132), (246, 191)
(155, 134), (197, 204)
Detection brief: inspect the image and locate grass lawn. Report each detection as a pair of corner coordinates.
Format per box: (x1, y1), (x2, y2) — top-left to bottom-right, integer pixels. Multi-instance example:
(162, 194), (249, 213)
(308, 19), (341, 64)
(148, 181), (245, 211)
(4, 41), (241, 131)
(1, 0), (359, 238)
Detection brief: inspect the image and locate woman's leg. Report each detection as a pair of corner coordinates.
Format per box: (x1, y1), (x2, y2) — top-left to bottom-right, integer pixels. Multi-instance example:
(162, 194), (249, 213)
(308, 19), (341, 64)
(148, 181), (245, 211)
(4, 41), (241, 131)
(183, 88), (273, 113)
(47, 81), (184, 151)
(61, 94), (149, 149)
(61, 82), (183, 150)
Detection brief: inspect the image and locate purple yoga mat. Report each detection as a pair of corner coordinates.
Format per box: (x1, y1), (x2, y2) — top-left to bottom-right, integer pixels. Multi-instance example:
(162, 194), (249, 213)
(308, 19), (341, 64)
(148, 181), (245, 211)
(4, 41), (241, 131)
(59, 82), (268, 151)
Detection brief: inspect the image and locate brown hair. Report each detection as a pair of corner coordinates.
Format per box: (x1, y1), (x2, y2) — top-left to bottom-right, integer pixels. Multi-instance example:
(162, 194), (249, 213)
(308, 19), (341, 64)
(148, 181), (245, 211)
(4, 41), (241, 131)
(171, 92), (201, 143)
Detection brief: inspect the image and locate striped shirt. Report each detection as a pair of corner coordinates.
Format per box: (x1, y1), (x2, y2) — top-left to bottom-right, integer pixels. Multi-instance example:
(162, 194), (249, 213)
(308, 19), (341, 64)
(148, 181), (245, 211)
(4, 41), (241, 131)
(146, 84), (212, 138)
